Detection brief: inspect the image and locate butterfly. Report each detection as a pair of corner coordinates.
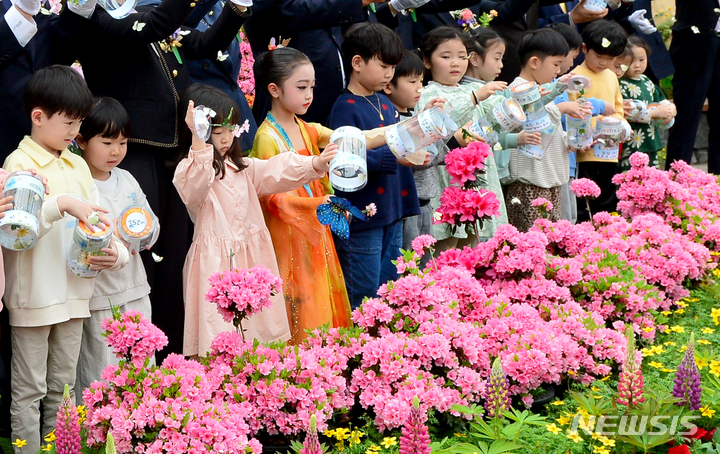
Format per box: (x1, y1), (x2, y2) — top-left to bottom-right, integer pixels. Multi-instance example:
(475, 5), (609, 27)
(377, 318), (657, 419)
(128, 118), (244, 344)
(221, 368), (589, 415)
(217, 51), (229, 62)
(316, 196), (368, 240)
(601, 37), (611, 48)
(133, 21), (146, 32)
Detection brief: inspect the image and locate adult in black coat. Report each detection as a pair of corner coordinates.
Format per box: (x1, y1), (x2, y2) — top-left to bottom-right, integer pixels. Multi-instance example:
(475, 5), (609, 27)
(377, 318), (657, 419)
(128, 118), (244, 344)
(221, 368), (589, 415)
(666, 0), (720, 173)
(244, 0), (397, 125)
(61, 0), (250, 357)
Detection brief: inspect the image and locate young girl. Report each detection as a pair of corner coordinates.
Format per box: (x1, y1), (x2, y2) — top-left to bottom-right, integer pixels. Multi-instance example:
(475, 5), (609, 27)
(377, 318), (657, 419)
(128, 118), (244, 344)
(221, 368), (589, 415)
(417, 26), (508, 250)
(250, 47), (390, 343)
(619, 36), (676, 171)
(173, 84), (337, 356)
(74, 97), (157, 394)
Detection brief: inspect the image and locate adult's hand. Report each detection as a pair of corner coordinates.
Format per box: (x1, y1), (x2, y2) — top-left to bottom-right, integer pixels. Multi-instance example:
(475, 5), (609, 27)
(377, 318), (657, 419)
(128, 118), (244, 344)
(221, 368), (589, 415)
(569, 0), (608, 24)
(11, 0), (40, 16)
(628, 9), (657, 34)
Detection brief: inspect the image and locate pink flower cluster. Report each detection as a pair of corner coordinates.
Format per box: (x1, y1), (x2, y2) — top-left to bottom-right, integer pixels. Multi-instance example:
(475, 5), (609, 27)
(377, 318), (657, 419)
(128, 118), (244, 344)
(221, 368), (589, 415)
(205, 266), (282, 328)
(101, 310), (168, 368)
(444, 141), (492, 186)
(435, 187), (501, 225)
(570, 178), (601, 199)
(237, 31), (255, 107)
(56, 385), (81, 454)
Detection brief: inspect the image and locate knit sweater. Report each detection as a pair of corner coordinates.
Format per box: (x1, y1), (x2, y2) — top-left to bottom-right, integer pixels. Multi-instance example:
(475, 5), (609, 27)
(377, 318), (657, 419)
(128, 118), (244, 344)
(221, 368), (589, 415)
(327, 91), (420, 231)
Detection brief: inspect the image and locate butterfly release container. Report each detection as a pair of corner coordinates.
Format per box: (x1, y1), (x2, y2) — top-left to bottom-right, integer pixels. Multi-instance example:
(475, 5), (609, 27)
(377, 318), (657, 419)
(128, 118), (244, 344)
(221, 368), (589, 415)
(511, 82), (553, 160)
(566, 75), (591, 102)
(593, 116), (623, 160)
(566, 102), (594, 150)
(625, 100), (650, 123)
(385, 107), (457, 161)
(468, 99), (525, 147)
(0, 171), (45, 251)
(67, 218), (114, 278)
(329, 126), (367, 192)
(647, 101), (675, 130)
(119, 205), (157, 254)
(584, 0), (622, 12)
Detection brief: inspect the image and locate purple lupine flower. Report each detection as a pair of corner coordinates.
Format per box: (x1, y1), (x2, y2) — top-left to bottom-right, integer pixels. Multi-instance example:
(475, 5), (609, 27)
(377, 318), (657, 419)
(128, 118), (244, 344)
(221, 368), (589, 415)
(400, 397), (431, 454)
(55, 384), (81, 454)
(300, 415), (322, 454)
(672, 333), (702, 410)
(484, 358), (510, 418)
(617, 326), (645, 407)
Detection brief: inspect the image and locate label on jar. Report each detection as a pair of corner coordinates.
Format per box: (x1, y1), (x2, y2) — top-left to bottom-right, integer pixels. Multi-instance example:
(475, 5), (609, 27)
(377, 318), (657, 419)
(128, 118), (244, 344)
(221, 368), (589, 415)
(523, 114), (553, 133)
(593, 144), (619, 160)
(385, 125), (412, 158)
(518, 144), (546, 160)
(511, 82), (541, 105)
(4, 174), (44, 197)
(417, 109), (446, 142)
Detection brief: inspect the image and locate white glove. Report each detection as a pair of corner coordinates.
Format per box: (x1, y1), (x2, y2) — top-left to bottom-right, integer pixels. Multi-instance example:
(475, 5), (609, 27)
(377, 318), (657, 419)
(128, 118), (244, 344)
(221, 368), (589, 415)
(67, 0), (97, 18)
(389, 0), (431, 13)
(230, 0), (252, 7)
(11, 0), (40, 16)
(628, 9), (657, 34)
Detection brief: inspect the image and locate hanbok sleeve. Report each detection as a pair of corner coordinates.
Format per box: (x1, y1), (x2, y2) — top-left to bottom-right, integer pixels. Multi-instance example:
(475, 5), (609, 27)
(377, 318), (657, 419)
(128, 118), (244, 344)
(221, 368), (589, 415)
(246, 152), (324, 198)
(172, 145), (217, 222)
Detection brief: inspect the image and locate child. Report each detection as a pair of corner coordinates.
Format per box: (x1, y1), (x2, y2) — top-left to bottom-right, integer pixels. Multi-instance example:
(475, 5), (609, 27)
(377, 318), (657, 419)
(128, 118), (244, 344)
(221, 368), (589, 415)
(502, 29), (588, 231)
(4, 65), (128, 453)
(619, 36), (676, 171)
(174, 84), (337, 356)
(74, 97), (157, 395)
(326, 22), (415, 309)
(464, 27), (506, 84)
(611, 46), (633, 79)
(417, 26), (508, 249)
(571, 20), (628, 222)
(251, 47), (388, 343)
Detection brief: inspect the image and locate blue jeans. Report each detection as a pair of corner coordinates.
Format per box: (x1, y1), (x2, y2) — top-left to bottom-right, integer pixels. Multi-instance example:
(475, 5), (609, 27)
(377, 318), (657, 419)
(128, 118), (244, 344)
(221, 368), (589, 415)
(334, 220), (403, 310)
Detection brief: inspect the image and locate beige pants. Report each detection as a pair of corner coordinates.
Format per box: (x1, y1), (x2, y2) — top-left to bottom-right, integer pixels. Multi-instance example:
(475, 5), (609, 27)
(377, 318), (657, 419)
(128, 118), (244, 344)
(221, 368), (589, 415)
(75, 296), (153, 396)
(11, 318), (84, 454)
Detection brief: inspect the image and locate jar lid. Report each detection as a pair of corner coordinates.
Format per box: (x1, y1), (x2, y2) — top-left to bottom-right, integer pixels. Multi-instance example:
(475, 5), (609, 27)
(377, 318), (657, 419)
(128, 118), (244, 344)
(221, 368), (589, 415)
(504, 99), (526, 123)
(511, 81), (536, 94)
(568, 75), (591, 91)
(78, 218), (113, 238)
(120, 205), (154, 239)
(330, 126), (366, 146)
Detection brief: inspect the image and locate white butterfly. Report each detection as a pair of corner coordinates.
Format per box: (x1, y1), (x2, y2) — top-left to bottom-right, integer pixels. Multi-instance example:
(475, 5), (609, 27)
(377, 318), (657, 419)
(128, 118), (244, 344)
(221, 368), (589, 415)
(217, 51), (229, 62)
(132, 21), (146, 32)
(152, 252), (163, 262)
(601, 37), (611, 48)
(691, 26), (700, 34)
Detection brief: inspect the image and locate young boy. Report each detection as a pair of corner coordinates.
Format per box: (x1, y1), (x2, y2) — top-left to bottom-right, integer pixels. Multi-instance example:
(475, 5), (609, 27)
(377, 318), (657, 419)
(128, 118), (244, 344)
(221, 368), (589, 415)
(74, 97), (157, 396)
(327, 23), (418, 309)
(3, 65), (128, 453)
(500, 29), (583, 232)
(571, 19), (628, 222)
(382, 50), (435, 258)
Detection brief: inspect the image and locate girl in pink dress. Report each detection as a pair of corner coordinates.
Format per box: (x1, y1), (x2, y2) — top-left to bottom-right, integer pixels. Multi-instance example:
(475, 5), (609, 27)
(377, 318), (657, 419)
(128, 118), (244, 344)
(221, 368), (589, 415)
(173, 84), (337, 357)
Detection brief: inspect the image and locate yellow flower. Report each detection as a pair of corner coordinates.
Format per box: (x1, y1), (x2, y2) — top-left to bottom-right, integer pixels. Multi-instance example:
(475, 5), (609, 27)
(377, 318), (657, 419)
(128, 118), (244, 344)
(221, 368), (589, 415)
(453, 432), (467, 438)
(663, 341), (676, 346)
(591, 386), (600, 392)
(698, 339), (712, 345)
(675, 309), (685, 315)
(44, 430), (56, 443)
(350, 430), (364, 445)
(566, 432), (583, 443)
(601, 437), (616, 447)
(701, 328), (715, 334)
(593, 395), (604, 399)
(661, 311), (673, 316)
(366, 445), (381, 454)
(711, 308), (720, 325)
(557, 415), (572, 426)
(670, 325), (685, 333)
(642, 326), (654, 332)
(334, 427), (350, 440)
(648, 361), (664, 368)
(546, 423), (563, 434)
(12, 439), (27, 448)
(662, 368), (677, 373)
(551, 400), (565, 406)
(710, 361), (720, 377)
(323, 429), (335, 437)
(600, 375), (610, 381)
(381, 437), (397, 448)
(593, 446), (611, 454)
(41, 444), (53, 452)
(701, 406), (716, 418)
(680, 345), (688, 353)
(696, 357), (709, 369)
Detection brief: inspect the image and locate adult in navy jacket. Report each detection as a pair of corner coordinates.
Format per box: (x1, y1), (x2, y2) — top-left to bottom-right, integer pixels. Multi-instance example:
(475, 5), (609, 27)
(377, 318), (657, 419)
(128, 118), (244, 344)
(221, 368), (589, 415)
(244, 0), (397, 125)
(666, 0), (720, 173)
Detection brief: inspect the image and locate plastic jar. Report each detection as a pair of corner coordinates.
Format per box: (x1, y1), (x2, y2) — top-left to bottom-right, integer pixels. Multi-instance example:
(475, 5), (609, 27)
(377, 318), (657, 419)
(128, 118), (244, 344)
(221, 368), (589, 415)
(119, 205), (157, 253)
(468, 99), (525, 147)
(67, 218), (114, 278)
(566, 103), (594, 150)
(593, 116), (623, 160)
(0, 171), (45, 251)
(328, 126), (368, 192)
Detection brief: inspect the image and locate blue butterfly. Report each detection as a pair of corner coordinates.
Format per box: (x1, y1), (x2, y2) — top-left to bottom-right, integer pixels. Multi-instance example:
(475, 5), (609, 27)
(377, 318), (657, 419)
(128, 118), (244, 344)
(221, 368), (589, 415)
(316, 196), (368, 240)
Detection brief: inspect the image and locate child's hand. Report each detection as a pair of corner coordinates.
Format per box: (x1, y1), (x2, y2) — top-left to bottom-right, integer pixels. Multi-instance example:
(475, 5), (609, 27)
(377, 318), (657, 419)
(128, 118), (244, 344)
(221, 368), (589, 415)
(58, 196), (111, 228)
(423, 97), (446, 111)
(88, 240), (119, 271)
(0, 195), (13, 217)
(652, 104), (675, 124)
(474, 81), (507, 102)
(518, 131), (542, 146)
(454, 122), (484, 146)
(603, 101), (616, 116)
(20, 169), (50, 195)
(185, 100), (197, 132)
(313, 143), (338, 173)
(557, 102), (591, 117)
(557, 72), (576, 86)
